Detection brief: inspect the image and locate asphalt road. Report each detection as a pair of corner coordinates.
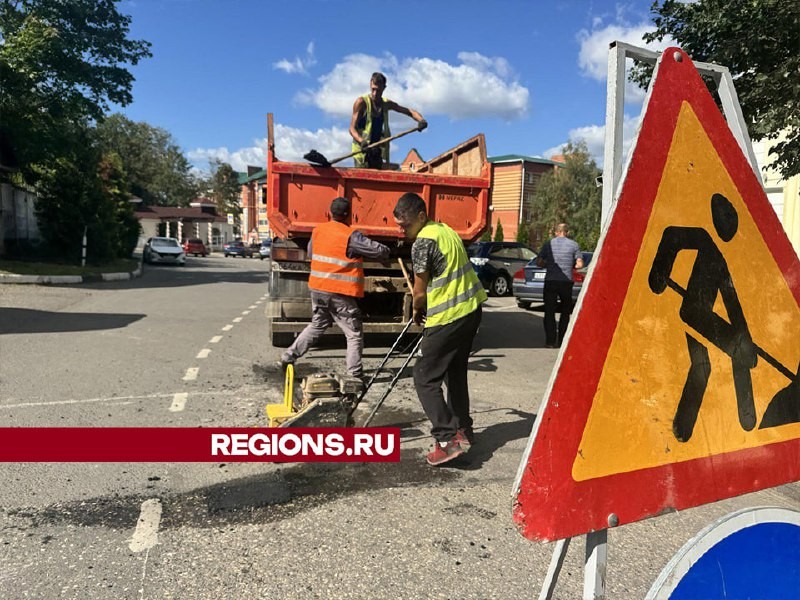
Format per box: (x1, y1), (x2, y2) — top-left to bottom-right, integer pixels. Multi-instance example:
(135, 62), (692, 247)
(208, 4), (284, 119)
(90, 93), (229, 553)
(0, 255), (797, 599)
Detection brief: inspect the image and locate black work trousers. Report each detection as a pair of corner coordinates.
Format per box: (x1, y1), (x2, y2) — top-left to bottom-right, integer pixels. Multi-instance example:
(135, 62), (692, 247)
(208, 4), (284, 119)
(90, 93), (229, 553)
(413, 307), (482, 443)
(543, 280), (574, 346)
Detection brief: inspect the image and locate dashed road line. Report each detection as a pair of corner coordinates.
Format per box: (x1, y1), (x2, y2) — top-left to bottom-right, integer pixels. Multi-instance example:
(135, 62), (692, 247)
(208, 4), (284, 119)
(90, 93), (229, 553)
(233, 317), (243, 323)
(242, 310), (251, 315)
(248, 305), (257, 309)
(222, 324), (233, 331)
(169, 392), (188, 412)
(196, 348), (211, 359)
(209, 335), (222, 344)
(183, 367), (199, 381)
(129, 498), (162, 552)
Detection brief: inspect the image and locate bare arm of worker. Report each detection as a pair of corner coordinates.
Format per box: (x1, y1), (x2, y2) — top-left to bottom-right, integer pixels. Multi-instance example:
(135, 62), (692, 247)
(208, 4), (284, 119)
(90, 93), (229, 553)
(385, 100), (426, 129)
(349, 96), (368, 143)
(347, 231), (390, 261)
(412, 270), (429, 325)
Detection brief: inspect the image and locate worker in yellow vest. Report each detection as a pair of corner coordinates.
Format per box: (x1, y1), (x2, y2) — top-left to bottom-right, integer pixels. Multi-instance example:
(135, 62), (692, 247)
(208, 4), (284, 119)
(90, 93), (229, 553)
(349, 72), (426, 169)
(280, 197), (389, 377)
(393, 192), (487, 466)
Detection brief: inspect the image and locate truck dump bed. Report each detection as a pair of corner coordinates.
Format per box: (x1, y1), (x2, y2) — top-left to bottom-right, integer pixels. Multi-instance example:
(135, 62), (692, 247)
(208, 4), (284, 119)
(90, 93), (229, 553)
(264, 114), (492, 346)
(266, 114), (492, 243)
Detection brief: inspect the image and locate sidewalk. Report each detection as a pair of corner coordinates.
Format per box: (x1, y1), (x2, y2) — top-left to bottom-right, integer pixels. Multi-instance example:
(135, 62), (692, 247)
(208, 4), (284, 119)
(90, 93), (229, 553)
(0, 258), (143, 285)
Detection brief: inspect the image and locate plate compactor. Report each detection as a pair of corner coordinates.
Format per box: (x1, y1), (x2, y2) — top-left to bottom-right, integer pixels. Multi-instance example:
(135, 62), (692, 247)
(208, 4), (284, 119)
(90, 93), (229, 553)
(266, 321), (423, 428)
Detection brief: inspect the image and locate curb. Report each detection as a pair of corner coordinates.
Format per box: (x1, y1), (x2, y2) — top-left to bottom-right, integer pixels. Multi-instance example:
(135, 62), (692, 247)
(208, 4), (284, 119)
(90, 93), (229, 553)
(0, 264), (143, 285)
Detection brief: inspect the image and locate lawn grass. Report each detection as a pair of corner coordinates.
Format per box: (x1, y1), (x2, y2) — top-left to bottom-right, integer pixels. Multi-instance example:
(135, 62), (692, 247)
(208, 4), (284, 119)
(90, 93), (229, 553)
(0, 258), (140, 276)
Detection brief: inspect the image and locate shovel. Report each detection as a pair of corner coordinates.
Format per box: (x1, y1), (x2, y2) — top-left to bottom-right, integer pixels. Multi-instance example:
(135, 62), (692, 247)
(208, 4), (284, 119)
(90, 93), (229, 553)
(304, 123), (425, 167)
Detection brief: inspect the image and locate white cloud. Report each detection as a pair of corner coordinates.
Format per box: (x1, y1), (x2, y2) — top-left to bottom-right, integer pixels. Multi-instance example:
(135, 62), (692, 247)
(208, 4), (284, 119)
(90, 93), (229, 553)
(577, 21), (674, 103)
(296, 51), (529, 121)
(273, 41), (317, 75)
(188, 123), (353, 172)
(543, 114), (641, 169)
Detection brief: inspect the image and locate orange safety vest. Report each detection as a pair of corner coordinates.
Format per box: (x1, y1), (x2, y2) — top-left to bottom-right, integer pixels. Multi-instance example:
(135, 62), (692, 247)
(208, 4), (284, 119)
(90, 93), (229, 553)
(308, 221), (365, 297)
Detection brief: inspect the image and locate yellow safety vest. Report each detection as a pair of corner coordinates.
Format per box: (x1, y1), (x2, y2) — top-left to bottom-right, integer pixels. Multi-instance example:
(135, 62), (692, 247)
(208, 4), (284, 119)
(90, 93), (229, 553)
(352, 94), (391, 165)
(417, 221), (486, 328)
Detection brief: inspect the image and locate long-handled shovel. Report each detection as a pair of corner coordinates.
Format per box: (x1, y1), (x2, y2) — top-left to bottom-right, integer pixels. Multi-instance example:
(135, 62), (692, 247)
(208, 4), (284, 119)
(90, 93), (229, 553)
(304, 124), (424, 167)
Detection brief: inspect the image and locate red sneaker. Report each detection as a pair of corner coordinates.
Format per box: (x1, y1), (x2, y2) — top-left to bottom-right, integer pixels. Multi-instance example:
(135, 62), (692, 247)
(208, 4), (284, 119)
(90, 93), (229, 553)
(454, 429), (473, 451)
(426, 440), (464, 466)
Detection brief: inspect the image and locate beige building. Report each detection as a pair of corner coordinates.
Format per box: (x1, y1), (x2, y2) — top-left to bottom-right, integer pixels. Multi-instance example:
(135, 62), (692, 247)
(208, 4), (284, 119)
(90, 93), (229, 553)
(752, 136), (800, 255)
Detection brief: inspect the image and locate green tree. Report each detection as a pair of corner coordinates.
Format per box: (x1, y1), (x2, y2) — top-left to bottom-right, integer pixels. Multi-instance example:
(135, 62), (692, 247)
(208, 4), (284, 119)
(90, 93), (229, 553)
(530, 141), (601, 250)
(480, 224), (493, 242)
(633, 0), (800, 178)
(0, 0), (151, 183)
(516, 221), (530, 245)
(35, 126), (135, 263)
(493, 220), (504, 242)
(95, 114), (197, 206)
(208, 160), (242, 219)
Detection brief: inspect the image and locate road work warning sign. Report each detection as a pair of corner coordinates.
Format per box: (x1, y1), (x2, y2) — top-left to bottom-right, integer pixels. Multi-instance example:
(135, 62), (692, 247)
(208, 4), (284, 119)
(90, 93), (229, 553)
(513, 48), (800, 543)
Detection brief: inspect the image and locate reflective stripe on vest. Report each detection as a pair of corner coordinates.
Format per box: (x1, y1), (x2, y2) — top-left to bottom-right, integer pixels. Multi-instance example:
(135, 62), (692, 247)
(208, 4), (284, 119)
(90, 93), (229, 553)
(351, 94), (391, 164)
(308, 221), (365, 297)
(417, 222), (486, 328)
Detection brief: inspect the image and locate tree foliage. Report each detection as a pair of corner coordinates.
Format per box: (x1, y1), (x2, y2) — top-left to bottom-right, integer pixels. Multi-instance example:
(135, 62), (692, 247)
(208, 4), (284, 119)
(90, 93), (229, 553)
(207, 160), (242, 218)
(528, 141), (602, 251)
(493, 220), (504, 242)
(0, 0), (152, 181)
(516, 221), (530, 245)
(633, 0), (800, 178)
(95, 114), (197, 206)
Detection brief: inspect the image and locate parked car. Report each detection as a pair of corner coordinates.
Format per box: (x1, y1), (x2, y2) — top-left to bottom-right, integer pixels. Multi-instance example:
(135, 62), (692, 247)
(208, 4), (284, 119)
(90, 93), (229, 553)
(259, 239), (272, 260)
(143, 237), (186, 266)
(223, 240), (253, 258)
(467, 241), (537, 296)
(513, 251), (594, 309)
(182, 238), (208, 257)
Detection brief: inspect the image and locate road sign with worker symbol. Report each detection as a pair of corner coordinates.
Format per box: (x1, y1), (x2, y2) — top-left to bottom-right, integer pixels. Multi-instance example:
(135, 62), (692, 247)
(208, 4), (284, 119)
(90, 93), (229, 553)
(513, 47), (800, 543)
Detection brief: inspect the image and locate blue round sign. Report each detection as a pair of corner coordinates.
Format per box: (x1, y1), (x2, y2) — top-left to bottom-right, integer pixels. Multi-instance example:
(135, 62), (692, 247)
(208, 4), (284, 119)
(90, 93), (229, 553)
(647, 507), (800, 599)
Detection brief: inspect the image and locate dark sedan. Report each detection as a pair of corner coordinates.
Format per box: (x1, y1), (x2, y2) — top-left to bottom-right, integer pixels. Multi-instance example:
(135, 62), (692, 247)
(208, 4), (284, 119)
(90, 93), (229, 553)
(467, 241), (537, 296)
(223, 240), (253, 258)
(513, 252), (594, 309)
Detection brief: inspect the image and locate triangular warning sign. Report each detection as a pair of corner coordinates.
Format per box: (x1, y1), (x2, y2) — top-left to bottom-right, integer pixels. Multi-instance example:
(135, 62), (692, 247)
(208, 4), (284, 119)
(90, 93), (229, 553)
(513, 48), (800, 543)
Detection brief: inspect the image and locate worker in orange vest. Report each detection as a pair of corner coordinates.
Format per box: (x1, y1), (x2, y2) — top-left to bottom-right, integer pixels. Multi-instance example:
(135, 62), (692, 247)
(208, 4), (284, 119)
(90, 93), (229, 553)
(280, 197), (389, 377)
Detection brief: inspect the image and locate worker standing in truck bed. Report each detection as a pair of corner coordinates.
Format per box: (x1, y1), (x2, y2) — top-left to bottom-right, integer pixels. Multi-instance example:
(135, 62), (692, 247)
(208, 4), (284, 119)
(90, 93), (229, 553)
(350, 72), (427, 169)
(280, 197), (389, 378)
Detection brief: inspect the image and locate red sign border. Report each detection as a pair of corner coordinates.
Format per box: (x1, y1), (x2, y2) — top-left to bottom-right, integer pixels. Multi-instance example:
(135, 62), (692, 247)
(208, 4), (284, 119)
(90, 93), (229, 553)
(513, 47), (800, 542)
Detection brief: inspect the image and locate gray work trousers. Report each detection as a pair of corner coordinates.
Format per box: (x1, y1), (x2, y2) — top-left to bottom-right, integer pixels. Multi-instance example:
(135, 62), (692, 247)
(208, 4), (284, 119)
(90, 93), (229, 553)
(283, 291), (364, 376)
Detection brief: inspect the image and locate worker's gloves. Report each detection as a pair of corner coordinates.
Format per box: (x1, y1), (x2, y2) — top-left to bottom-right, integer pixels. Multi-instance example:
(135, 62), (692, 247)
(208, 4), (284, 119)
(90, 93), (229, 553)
(417, 119), (428, 131)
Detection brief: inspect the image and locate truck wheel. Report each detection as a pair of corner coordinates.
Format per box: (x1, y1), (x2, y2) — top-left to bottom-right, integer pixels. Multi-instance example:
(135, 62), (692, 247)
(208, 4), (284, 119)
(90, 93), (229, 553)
(490, 274), (511, 296)
(271, 331), (295, 348)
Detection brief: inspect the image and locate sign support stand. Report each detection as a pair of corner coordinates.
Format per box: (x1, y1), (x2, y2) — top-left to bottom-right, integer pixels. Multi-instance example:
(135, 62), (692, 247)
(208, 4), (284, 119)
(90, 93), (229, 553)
(537, 40), (763, 600)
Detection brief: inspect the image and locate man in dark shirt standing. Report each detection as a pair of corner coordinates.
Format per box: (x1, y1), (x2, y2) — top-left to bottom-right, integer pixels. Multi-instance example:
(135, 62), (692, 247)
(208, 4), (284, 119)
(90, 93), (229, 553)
(280, 197), (389, 377)
(537, 223), (584, 348)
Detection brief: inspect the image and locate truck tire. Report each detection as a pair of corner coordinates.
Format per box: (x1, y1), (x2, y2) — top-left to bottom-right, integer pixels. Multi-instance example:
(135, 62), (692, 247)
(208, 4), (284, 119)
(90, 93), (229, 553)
(271, 331), (295, 348)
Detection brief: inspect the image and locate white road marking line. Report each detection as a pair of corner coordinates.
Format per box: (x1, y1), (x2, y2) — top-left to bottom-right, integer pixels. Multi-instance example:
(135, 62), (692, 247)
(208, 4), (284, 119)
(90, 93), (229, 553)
(209, 335), (222, 344)
(129, 499), (162, 552)
(196, 349), (211, 359)
(222, 325), (233, 331)
(169, 392), (188, 412)
(0, 390), (239, 410)
(248, 305), (257, 309)
(256, 300), (263, 304)
(232, 317), (242, 323)
(241, 310), (250, 315)
(183, 367), (199, 381)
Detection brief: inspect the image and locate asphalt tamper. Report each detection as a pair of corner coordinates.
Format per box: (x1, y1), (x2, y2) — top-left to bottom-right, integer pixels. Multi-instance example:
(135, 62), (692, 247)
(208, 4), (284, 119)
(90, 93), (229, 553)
(266, 321), (423, 427)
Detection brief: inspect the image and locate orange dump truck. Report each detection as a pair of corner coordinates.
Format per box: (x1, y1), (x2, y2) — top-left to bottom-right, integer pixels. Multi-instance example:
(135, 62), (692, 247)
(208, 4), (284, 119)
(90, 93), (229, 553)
(265, 114), (492, 346)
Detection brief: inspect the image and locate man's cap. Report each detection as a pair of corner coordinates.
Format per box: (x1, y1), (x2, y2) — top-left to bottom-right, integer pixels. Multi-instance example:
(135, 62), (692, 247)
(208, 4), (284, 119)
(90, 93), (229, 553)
(330, 197), (350, 217)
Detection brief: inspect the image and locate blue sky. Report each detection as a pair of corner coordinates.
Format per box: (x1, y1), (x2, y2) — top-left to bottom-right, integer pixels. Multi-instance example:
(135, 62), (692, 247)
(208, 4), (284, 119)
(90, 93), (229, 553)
(118, 0), (676, 173)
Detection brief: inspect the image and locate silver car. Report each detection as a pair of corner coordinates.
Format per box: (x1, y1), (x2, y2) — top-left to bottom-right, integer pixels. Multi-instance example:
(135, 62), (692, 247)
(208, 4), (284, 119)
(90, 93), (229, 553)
(143, 237), (186, 266)
(258, 239), (272, 260)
